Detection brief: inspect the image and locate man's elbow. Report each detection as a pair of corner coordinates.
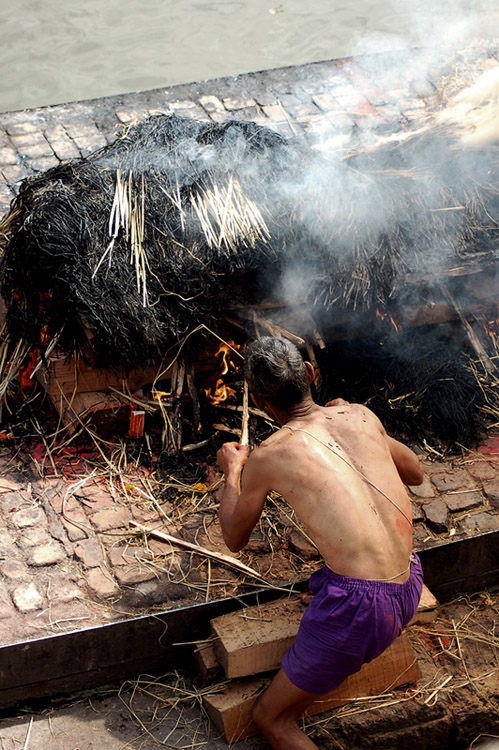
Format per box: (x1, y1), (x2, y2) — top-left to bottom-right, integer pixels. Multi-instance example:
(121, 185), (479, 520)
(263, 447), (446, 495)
(223, 530), (248, 554)
(405, 464), (424, 487)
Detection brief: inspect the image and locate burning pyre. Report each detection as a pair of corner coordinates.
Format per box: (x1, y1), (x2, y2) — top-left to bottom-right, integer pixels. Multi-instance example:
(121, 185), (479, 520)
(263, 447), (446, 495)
(0, 59), (498, 447)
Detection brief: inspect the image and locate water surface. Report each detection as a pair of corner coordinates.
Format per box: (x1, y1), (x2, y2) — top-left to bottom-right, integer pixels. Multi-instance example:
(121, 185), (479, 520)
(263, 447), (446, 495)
(0, 0), (497, 113)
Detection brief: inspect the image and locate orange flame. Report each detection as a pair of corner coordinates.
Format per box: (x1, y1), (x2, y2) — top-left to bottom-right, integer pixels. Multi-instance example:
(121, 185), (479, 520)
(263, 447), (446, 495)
(203, 340), (241, 405)
(376, 309), (400, 332)
(152, 389), (171, 402)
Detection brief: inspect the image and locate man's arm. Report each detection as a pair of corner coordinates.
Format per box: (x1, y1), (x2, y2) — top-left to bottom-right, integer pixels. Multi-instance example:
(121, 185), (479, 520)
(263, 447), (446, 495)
(217, 442), (269, 553)
(386, 435), (424, 486)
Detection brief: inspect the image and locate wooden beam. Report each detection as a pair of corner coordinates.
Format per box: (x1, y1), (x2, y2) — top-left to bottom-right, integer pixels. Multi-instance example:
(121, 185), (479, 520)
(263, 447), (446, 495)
(211, 596), (303, 679)
(203, 630), (421, 743)
(211, 585), (437, 681)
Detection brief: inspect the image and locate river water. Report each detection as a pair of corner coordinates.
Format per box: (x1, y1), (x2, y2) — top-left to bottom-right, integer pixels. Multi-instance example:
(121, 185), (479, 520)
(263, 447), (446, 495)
(0, 0), (497, 113)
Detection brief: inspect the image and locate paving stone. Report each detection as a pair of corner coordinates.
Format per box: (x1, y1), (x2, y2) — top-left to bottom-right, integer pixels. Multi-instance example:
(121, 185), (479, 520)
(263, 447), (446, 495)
(261, 103), (287, 123)
(90, 506), (131, 532)
(48, 600), (93, 627)
(0, 477), (23, 494)
(0, 597), (16, 620)
(0, 536), (17, 560)
(25, 156), (60, 172)
(411, 501), (425, 523)
(0, 147), (19, 166)
(85, 567), (119, 599)
(4, 120), (41, 136)
(114, 565), (158, 585)
(461, 511), (499, 534)
(27, 542), (66, 567)
(409, 478), (435, 498)
(115, 109), (149, 123)
(2, 164), (28, 185)
(442, 490), (484, 513)
(430, 469), (474, 493)
(287, 529), (319, 560)
(49, 140), (81, 161)
(74, 538), (104, 568)
(76, 484), (115, 513)
(16, 526), (53, 549)
(11, 582), (44, 612)
(9, 134), (54, 158)
(10, 506), (48, 530)
(1, 494), (24, 515)
(0, 559), (30, 581)
(483, 478), (499, 509)
(107, 545), (148, 566)
(466, 461), (497, 481)
(477, 436), (499, 463)
(222, 96), (257, 110)
(167, 99), (198, 111)
(47, 580), (84, 604)
(422, 499), (449, 534)
(198, 95), (225, 114)
(61, 511), (90, 542)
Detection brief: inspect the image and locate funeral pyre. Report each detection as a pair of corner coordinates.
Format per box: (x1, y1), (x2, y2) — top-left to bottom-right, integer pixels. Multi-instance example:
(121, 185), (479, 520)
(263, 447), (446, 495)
(0, 63), (498, 449)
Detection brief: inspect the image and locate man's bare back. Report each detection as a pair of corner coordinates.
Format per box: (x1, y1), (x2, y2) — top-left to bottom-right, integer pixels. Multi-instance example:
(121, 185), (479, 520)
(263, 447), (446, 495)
(241, 401), (419, 582)
(216, 337), (424, 750)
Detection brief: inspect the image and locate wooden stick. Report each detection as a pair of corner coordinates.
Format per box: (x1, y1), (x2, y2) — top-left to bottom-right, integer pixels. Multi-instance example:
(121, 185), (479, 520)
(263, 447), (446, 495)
(240, 380), (250, 447)
(186, 361), (202, 435)
(440, 284), (496, 373)
(130, 521), (264, 579)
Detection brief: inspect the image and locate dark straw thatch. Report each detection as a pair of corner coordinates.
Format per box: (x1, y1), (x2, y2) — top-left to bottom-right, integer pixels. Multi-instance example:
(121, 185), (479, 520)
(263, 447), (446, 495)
(0, 113), (497, 445)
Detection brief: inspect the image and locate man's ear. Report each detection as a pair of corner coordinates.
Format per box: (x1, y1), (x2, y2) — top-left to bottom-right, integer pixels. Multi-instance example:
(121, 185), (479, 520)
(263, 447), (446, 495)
(304, 361), (315, 384)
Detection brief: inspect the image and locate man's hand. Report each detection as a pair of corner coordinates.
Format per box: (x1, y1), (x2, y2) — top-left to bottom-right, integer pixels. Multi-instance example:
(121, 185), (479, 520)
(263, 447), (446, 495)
(217, 442), (249, 477)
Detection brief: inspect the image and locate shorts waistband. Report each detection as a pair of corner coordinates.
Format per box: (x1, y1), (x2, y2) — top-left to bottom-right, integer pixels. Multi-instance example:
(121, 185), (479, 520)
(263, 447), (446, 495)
(322, 552), (421, 593)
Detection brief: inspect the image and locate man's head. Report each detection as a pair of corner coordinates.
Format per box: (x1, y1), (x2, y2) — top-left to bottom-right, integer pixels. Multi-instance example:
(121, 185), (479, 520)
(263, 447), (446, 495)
(243, 336), (312, 412)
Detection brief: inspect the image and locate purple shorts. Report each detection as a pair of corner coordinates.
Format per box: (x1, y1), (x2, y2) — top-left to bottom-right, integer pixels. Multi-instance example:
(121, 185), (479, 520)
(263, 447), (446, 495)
(282, 552), (424, 694)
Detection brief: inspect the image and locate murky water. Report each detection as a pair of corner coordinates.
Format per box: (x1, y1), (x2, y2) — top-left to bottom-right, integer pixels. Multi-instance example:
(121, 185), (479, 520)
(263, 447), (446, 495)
(0, 0), (497, 113)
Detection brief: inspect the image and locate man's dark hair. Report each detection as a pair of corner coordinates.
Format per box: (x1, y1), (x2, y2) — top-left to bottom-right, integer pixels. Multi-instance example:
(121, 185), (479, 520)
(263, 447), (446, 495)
(243, 336), (310, 409)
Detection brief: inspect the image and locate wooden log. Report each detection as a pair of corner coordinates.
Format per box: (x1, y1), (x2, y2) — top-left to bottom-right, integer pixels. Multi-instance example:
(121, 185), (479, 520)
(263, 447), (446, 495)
(211, 584), (437, 680)
(194, 641), (223, 683)
(211, 596), (304, 679)
(408, 583), (439, 625)
(203, 630), (421, 743)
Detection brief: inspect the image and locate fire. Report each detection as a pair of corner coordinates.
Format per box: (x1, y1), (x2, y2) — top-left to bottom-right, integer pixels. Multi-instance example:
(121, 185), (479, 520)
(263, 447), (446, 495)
(152, 389), (171, 402)
(375, 309), (400, 332)
(483, 306), (499, 345)
(203, 340), (241, 405)
(206, 378), (237, 404)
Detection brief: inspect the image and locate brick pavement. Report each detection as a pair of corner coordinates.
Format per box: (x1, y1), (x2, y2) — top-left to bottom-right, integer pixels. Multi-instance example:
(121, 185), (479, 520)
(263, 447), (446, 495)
(0, 432), (496, 648)
(0, 48), (498, 648)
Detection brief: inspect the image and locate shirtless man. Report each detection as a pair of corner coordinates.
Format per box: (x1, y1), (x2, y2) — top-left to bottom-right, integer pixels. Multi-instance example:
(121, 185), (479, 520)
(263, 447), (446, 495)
(216, 336), (424, 750)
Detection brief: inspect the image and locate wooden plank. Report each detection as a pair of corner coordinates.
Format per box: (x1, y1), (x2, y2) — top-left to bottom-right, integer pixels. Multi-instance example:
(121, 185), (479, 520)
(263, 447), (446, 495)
(37, 353), (171, 401)
(211, 596), (304, 678)
(408, 584), (439, 625)
(211, 585), (437, 679)
(203, 631), (421, 743)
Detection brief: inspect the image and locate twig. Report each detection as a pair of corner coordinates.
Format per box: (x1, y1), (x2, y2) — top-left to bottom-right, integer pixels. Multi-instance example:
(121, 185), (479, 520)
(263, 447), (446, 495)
(130, 521), (264, 580)
(22, 717), (34, 750)
(240, 380), (249, 447)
